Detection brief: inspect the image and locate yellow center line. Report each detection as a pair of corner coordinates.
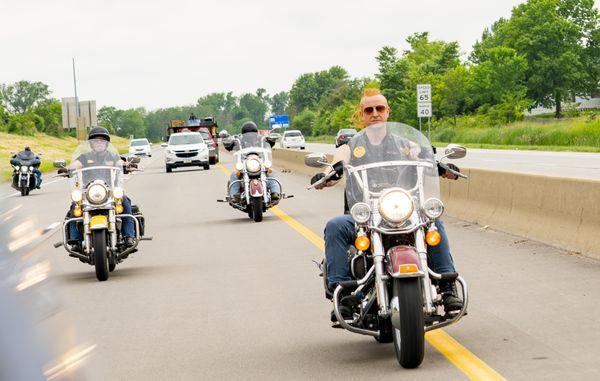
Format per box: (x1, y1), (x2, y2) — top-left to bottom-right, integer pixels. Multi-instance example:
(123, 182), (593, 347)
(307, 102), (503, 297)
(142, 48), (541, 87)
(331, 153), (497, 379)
(216, 161), (505, 380)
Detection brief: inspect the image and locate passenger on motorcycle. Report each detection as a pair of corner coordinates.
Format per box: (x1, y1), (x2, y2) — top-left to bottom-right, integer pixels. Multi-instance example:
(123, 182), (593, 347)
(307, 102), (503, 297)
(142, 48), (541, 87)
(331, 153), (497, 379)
(64, 127), (136, 253)
(311, 89), (463, 314)
(10, 147), (42, 188)
(224, 121), (281, 203)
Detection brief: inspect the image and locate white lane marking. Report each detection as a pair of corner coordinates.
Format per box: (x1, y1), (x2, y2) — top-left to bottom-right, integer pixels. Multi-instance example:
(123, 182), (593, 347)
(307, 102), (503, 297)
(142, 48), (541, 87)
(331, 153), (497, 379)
(0, 177), (66, 200)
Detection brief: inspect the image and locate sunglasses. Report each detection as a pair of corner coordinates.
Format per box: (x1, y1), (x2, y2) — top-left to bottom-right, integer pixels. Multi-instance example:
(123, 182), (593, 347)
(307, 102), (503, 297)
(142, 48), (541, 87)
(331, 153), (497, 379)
(363, 105), (387, 114)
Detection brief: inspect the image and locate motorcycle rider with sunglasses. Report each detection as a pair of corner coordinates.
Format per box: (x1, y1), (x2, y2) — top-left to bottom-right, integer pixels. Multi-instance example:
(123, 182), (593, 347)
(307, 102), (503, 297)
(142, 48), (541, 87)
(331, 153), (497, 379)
(310, 89), (463, 320)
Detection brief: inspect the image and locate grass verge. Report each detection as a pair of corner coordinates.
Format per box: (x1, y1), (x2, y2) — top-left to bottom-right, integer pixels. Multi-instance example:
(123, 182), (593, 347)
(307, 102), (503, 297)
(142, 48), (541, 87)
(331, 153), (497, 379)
(1, 132), (130, 181)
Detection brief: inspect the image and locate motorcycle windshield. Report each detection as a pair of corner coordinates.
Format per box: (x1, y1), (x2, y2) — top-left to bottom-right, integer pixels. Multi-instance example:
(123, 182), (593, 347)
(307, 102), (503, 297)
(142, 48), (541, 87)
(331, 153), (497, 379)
(344, 122), (439, 212)
(70, 139), (123, 191)
(13, 153), (39, 166)
(233, 132), (272, 162)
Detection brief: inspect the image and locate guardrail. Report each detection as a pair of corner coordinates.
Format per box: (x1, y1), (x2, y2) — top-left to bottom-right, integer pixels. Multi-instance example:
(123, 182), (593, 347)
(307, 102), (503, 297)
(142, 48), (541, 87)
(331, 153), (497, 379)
(272, 148), (600, 260)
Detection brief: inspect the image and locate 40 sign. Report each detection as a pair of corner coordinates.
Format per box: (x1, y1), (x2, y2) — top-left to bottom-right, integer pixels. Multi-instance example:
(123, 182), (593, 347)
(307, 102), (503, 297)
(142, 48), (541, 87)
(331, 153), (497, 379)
(417, 84), (432, 118)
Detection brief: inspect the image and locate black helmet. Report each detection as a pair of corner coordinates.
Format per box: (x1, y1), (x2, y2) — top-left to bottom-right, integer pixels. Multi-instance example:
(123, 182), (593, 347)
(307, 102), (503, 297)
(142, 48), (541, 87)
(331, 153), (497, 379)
(241, 121), (258, 134)
(24, 146), (31, 151)
(88, 126), (111, 141)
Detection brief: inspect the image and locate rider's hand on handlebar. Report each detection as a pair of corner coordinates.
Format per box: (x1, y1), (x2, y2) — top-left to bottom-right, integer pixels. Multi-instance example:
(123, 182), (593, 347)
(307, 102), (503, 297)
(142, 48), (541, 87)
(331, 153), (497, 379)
(439, 163), (460, 180)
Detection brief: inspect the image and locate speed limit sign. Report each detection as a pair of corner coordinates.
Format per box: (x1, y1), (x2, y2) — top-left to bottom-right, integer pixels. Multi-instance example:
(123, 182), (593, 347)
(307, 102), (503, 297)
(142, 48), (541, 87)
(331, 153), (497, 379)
(417, 84), (431, 102)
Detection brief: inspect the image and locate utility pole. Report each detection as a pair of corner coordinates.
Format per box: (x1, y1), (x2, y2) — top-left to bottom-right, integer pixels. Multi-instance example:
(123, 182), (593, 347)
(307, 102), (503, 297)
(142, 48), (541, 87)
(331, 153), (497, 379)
(72, 58), (86, 141)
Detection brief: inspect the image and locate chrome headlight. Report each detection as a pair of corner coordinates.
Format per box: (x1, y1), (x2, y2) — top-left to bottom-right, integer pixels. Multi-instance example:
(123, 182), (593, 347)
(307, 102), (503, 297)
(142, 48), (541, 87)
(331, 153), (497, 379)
(87, 184), (108, 204)
(70, 189), (83, 202)
(29, 166), (34, 171)
(350, 202), (371, 224)
(423, 198), (444, 219)
(113, 187), (124, 199)
(245, 158), (261, 173)
(20, 166), (28, 173)
(235, 162), (244, 171)
(378, 188), (414, 224)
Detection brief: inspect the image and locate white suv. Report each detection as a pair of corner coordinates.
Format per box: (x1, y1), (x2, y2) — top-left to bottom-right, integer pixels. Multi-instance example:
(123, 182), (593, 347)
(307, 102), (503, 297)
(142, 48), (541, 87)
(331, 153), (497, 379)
(129, 138), (152, 157)
(280, 130), (305, 149)
(164, 132), (210, 173)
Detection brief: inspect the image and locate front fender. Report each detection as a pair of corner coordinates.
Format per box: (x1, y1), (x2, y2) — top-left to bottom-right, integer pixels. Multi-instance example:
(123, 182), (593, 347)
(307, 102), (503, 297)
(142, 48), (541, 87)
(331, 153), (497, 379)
(249, 179), (263, 197)
(387, 245), (424, 278)
(89, 215), (109, 230)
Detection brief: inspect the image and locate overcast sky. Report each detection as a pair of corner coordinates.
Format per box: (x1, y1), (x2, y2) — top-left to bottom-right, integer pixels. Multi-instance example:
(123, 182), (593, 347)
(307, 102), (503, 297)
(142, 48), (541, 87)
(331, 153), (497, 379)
(2, 0), (594, 110)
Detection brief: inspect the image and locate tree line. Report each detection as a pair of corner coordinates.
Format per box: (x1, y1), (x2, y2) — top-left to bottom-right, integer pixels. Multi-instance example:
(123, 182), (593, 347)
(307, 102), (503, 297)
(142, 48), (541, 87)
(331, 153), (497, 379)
(2, 0), (597, 139)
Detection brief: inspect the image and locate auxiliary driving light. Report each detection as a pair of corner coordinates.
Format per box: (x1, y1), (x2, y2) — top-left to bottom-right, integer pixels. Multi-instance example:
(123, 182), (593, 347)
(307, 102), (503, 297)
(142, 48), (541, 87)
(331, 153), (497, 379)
(423, 198), (444, 219)
(73, 207), (83, 217)
(70, 190), (83, 202)
(116, 204), (124, 214)
(350, 202), (371, 224)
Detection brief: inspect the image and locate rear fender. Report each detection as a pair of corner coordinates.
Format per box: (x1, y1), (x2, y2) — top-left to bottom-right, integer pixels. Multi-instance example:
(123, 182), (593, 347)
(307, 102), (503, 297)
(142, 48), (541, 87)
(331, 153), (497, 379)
(387, 245), (424, 278)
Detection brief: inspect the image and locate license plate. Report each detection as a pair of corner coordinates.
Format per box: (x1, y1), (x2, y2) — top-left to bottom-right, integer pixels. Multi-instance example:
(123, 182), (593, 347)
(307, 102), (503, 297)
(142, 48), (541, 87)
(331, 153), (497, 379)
(183, 159), (192, 163)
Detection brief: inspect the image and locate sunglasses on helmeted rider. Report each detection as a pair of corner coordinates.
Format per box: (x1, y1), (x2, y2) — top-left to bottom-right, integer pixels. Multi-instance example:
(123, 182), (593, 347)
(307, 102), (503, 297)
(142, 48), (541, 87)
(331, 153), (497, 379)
(362, 105), (387, 114)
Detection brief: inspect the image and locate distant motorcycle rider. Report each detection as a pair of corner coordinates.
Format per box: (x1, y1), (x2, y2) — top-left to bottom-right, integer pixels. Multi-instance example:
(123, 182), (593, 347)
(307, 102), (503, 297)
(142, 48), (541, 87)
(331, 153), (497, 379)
(64, 127), (136, 252)
(224, 121), (281, 203)
(311, 89), (464, 314)
(10, 147), (42, 189)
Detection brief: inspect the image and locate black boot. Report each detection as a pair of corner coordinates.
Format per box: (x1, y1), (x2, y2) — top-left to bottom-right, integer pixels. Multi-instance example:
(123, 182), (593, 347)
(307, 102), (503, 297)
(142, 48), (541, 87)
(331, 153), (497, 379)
(270, 192), (281, 202)
(123, 237), (135, 249)
(440, 281), (463, 312)
(68, 241), (82, 253)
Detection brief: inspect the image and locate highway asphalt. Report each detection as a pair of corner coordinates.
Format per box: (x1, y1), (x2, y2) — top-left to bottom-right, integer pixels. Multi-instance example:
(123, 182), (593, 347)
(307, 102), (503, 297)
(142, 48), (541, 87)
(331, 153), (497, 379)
(303, 143), (600, 180)
(2, 148), (600, 380)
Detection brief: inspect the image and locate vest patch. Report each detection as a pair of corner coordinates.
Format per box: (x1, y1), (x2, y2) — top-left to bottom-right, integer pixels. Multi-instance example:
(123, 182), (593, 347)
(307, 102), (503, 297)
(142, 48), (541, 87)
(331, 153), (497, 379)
(353, 146), (366, 158)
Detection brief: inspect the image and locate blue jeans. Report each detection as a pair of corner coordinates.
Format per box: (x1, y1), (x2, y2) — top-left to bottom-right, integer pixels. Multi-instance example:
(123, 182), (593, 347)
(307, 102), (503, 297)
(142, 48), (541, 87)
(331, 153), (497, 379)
(228, 171), (281, 197)
(68, 195), (134, 242)
(324, 215), (456, 288)
(32, 168), (42, 187)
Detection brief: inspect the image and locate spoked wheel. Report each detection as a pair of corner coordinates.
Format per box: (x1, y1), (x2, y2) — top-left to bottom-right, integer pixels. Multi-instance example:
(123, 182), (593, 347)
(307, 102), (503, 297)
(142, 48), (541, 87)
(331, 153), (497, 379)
(392, 278), (424, 368)
(92, 230), (109, 281)
(251, 197), (263, 222)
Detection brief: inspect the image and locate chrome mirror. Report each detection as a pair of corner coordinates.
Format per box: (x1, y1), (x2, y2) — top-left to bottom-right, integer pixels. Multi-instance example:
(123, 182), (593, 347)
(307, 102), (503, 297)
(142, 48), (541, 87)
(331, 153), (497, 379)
(304, 153), (328, 168)
(444, 144), (467, 159)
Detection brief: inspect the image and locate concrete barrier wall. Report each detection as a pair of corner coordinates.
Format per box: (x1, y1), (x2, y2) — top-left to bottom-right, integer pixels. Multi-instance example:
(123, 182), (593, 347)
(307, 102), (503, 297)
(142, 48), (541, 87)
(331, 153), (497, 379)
(272, 148), (600, 260)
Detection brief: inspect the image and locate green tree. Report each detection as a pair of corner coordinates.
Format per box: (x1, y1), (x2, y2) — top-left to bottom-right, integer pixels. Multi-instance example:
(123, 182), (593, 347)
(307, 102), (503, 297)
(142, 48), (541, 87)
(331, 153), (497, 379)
(269, 91), (289, 115)
(0, 81), (51, 114)
(32, 100), (63, 135)
(291, 109), (317, 136)
(472, 0), (599, 117)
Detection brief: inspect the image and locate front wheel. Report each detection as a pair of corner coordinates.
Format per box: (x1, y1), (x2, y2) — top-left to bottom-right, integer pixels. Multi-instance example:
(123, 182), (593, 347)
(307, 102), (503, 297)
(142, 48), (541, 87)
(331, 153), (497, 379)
(392, 278), (424, 368)
(203, 164), (210, 170)
(251, 197), (263, 222)
(92, 230), (109, 281)
(166, 165), (172, 173)
(20, 187), (27, 196)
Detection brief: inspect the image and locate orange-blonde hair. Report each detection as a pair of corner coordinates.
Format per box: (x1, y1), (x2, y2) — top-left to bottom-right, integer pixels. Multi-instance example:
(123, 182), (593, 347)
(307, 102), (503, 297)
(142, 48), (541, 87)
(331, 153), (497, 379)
(353, 88), (386, 129)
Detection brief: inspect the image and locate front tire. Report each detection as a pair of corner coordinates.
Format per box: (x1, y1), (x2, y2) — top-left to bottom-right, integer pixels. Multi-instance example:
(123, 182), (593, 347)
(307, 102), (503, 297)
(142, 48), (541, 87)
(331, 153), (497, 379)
(392, 278), (424, 368)
(92, 230), (109, 281)
(203, 164), (210, 170)
(251, 197), (263, 222)
(166, 165), (172, 173)
(20, 187), (27, 196)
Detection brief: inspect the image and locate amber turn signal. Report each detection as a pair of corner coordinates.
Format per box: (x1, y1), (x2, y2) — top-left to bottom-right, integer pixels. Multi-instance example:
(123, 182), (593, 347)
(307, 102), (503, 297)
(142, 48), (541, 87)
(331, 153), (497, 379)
(267, 168), (273, 174)
(116, 204), (124, 214)
(236, 171), (242, 178)
(73, 207), (83, 217)
(426, 230), (442, 246)
(399, 264), (419, 273)
(354, 235), (371, 251)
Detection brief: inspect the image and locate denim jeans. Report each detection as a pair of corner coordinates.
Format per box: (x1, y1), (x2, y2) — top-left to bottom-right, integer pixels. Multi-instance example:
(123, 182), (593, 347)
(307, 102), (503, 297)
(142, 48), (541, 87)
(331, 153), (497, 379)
(32, 168), (42, 187)
(68, 195), (134, 242)
(228, 171), (281, 197)
(324, 215), (455, 288)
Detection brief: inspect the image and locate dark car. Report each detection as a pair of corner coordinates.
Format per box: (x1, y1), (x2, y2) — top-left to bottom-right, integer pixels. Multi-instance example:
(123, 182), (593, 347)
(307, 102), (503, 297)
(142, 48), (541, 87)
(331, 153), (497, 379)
(335, 128), (358, 147)
(198, 127), (219, 164)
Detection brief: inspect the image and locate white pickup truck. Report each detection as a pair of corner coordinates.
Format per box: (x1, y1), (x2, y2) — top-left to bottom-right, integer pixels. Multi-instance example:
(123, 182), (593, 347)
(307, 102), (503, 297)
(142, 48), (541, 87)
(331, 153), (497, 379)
(164, 132), (210, 173)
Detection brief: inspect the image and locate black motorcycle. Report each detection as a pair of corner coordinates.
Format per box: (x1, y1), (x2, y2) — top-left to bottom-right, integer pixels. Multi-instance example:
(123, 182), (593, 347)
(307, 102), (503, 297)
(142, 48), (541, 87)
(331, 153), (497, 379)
(10, 155), (41, 196)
